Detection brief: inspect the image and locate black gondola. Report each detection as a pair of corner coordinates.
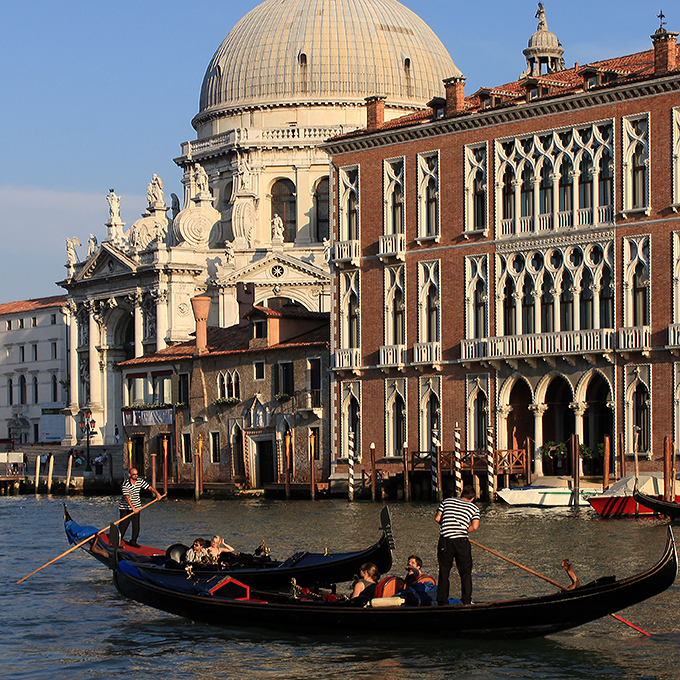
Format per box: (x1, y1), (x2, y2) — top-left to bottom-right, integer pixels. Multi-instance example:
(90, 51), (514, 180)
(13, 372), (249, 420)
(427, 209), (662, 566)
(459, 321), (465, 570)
(64, 505), (394, 590)
(112, 528), (677, 639)
(633, 483), (680, 519)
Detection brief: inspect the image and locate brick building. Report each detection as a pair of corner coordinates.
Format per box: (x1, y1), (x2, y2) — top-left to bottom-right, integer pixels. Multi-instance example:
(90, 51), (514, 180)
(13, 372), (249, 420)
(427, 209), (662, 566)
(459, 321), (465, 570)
(325, 8), (680, 487)
(118, 295), (330, 490)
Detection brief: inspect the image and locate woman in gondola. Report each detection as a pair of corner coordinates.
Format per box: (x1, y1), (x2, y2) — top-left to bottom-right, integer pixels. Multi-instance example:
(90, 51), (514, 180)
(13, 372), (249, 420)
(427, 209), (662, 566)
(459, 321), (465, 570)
(207, 535), (234, 563)
(350, 563), (379, 601)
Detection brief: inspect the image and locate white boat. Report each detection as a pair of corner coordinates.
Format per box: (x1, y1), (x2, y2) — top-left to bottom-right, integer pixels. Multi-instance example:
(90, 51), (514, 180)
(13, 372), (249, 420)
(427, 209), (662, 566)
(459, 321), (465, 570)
(497, 481), (595, 507)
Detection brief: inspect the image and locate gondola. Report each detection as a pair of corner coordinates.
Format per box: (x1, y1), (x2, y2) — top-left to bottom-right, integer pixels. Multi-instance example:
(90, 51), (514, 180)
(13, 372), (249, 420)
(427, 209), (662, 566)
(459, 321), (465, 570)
(633, 483), (680, 519)
(64, 505), (394, 590)
(112, 528), (677, 639)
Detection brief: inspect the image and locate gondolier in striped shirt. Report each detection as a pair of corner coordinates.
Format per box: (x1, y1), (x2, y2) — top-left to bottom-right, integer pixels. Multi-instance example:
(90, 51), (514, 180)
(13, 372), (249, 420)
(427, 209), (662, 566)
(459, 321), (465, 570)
(435, 485), (480, 606)
(118, 468), (162, 548)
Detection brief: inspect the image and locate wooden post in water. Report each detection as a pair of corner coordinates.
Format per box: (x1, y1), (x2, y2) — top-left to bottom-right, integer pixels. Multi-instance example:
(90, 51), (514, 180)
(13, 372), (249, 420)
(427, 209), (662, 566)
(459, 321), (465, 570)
(47, 455), (54, 494)
(285, 431), (291, 500)
(127, 438), (133, 470)
(197, 435), (204, 495)
(65, 454), (73, 495)
(309, 430), (316, 500)
(194, 447), (200, 501)
(162, 436), (168, 496)
(370, 442), (376, 502)
(525, 437), (532, 485)
(436, 440), (443, 502)
(603, 436), (611, 492)
(34, 456), (40, 493)
(150, 453), (157, 490)
(633, 426), (641, 517)
(673, 441), (677, 501)
(617, 431), (625, 478)
(403, 443), (410, 502)
(571, 434), (580, 507)
(664, 436), (672, 502)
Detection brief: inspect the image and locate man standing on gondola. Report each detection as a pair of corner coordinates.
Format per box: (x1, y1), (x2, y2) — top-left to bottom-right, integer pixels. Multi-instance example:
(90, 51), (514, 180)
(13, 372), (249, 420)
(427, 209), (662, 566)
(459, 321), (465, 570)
(435, 485), (480, 606)
(118, 468), (162, 547)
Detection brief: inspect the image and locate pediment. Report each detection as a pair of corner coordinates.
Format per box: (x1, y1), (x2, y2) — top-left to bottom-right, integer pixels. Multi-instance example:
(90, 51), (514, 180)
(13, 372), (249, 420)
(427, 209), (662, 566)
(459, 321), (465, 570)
(73, 243), (139, 282)
(217, 252), (330, 287)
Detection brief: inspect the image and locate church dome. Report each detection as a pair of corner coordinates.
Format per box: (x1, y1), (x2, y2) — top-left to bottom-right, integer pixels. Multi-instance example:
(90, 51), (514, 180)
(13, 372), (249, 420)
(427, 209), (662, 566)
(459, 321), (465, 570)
(195, 0), (459, 124)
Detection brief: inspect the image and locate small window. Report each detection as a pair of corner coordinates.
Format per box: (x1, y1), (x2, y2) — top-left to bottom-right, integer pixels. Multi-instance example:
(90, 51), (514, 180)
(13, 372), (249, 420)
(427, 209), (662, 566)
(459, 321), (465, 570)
(299, 52), (307, 66)
(51, 342), (57, 360)
(177, 374), (189, 404)
(18, 319), (24, 329)
(32, 345), (38, 361)
(33, 423), (39, 443)
(51, 375), (58, 402)
(252, 320), (266, 339)
(50, 314), (57, 325)
(254, 360), (265, 381)
(210, 431), (221, 464)
(19, 346), (25, 363)
(5, 320), (11, 331)
(273, 362), (294, 397)
(31, 317), (37, 328)
(182, 433), (193, 464)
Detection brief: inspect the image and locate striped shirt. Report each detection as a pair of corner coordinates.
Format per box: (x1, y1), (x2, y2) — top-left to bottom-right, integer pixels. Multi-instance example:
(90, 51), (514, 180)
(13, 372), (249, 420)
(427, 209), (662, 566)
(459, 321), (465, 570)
(119, 477), (150, 510)
(437, 497), (480, 539)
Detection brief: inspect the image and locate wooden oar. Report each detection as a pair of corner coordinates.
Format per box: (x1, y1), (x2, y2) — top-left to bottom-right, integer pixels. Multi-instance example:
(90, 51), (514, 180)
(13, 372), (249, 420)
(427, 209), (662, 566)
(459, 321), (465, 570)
(469, 538), (651, 636)
(16, 494), (166, 584)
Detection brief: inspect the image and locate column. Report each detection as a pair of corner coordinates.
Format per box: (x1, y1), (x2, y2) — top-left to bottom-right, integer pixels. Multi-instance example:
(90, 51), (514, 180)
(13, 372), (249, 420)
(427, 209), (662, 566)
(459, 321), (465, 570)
(87, 301), (102, 409)
(132, 291), (143, 358)
(570, 401), (587, 476)
(155, 289), (168, 351)
(68, 302), (79, 411)
(529, 403), (548, 477)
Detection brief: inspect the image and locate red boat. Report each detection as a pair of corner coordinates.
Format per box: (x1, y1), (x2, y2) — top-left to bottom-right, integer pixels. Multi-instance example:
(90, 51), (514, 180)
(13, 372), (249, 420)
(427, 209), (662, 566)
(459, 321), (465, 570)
(588, 474), (680, 517)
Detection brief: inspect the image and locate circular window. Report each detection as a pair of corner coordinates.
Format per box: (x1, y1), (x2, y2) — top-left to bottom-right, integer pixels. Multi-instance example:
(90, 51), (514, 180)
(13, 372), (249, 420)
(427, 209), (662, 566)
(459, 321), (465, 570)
(271, 265), (284, 278)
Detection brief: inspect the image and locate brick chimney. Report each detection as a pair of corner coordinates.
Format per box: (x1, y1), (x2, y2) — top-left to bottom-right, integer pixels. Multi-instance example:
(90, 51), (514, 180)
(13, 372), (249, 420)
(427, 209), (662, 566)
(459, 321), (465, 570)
(190, 296), (211, 354)
(651, 26), (678, 75)
(365, 96), (386, 131)
(443, 76), (466, 116)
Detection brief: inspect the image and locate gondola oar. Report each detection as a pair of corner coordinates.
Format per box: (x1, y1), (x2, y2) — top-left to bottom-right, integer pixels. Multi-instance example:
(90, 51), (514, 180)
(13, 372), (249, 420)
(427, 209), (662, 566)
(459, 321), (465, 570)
(469, 538), (651, 636)
(16, 494), (166, 584)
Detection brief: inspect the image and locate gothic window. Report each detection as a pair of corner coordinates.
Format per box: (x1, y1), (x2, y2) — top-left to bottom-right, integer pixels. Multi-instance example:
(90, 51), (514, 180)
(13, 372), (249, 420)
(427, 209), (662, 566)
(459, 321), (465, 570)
(418, 261), (441, 348)
(623, 114), (650, 213)
(385, 379), (406, 457)
(19, 375), (26, 405)
(385, 266), (405, 347)
(624, 236), (650, 328)
(33, 376), (39, 404)
(520, 166), (534, 217)
(426, 286), (439, 342)
(349, 294), (359, 348)
(465, 144), (487, 233)
(502, 167), (514, 220)
(384, 159), (405, 235)
(600, 266), (614, 328)
(503, 279), (516, 336)
(539, 165), (552, 214)
(474, 391), (488, 452)
(474, 281), (485, 339)
(417, 152), (439, 241)
(217, 373), (226, 399)
(339, 167), (359, 241)
(634, 383), (650, 453)
(341, 271), (361, 349)
(541, 276), (554, 333)
(342, 381), (361, 461)
(633, 263), (648, 326)
(271, 179), (297, 242)
(599, 151), (613, 208)
(580, 269), (594, 330)
(579, 157), (593, 210)
(314, 177), (329, 242)
(560, 272), (574, 331)
(559, 159), (573, 213)
(227, 371), (240, 400)
(521, 280), (535, 334)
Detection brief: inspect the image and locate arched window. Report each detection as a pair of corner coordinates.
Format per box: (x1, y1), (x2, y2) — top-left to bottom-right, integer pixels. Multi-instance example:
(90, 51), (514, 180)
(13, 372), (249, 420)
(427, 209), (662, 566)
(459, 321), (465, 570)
(522, 280), (535, 334)
(581, 269), (594, 330)
(633, 262), (648, 326)
(19, 375), (27, 405)
(599, 151), (613, 207)
(539, 165), (552, 215)
(503, 279), (516, 336)
(314, 177), (329, 242)
(33, 376), (39, 404)
(390, 183), (403, 235)
(632, 144), (646, 209)
(520, 166), (533, 217)
(473, 170), (485, 229)
(427, 393), (440, 452)
(502, 168), (514, 220)
(348, 396), (360, 459)
(541, 276), (554, 333)
(7, 378), (13, 406)
(390, 393), (405, 457)
(579, 157), (593, 210)
(600, 266), (613, 328)
(271, 179), (297, 242)
(348, 293), (359, 348)
(427, 286), (439, 342)
(559, 160), (573, 212)
(217, 373), (226, 399)
(425, 177), (437, 236)
(392, 288), (404, 346)
(473, 281), (485, 339)
(474, 392), (488, 452)
(227, 371), (240, 400)
(634, 384), (649, 453)
(560, 273), (574, 331)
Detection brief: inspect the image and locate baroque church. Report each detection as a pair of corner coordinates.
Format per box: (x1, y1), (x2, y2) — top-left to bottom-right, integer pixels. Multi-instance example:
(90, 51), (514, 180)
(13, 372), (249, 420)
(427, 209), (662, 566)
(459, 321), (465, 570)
(59, 0), (457, 451)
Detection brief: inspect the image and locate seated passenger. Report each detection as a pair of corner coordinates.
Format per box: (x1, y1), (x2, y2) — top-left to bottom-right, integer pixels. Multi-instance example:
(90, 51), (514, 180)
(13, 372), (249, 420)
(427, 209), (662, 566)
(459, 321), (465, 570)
(404, 554), (423, 587)
(350, 562), (379, 601)
(184, 538), (209, 564)
(207, 535), (235, 563)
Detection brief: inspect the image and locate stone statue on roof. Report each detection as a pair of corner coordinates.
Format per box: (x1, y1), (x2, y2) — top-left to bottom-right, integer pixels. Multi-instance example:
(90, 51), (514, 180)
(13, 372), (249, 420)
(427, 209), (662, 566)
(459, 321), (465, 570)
(106, 189), (121, 223)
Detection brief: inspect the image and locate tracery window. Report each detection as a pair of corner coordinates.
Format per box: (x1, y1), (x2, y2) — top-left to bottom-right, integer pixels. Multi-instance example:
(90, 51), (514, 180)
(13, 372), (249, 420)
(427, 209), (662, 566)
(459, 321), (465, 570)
(339, 167), (359, 242)
(384, 159), (405, 235)
(622, 114), (650, 214)
(464, 144), (487, 233)
(419, 376), (441, 455)
(385, 379), (406, 458)
(384, 266), (405, 347)
(623, 235), (650, 328)
(465, 256), (487, 340)
(418, 260), (441, 350)
(340, 271), (360, 349)
(417, 152), (439, 242)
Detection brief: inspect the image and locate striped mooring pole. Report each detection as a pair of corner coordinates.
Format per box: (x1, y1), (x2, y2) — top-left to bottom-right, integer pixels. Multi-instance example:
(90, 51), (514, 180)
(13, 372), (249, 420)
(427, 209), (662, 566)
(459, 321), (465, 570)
(454, 422), (463, 497)
(347, 430), (355, 501)
(431, 431), (439, 497)
(486, 426), (495, 501)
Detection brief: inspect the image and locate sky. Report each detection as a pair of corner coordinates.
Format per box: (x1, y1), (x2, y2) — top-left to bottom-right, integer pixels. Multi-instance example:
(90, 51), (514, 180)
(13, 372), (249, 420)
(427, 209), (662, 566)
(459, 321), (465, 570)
(0, 0), (662, 304)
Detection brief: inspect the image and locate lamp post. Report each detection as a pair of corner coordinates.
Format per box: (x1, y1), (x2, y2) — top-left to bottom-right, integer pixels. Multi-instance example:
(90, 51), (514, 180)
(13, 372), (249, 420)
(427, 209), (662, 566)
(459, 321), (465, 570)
(79, 408), (96, 472)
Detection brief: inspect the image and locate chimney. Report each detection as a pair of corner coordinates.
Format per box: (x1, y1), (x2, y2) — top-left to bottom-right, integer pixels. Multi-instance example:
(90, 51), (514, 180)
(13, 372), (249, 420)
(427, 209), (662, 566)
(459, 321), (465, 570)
(443, 76), (466, 116)
(190, 296), (211, 353)
(365, 96), (386, 131)
(651, 26), (678, 75)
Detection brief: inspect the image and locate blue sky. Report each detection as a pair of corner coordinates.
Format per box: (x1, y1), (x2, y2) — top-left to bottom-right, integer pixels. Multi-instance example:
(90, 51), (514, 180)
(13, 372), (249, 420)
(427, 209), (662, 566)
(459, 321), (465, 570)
(0, 0), (661, 303)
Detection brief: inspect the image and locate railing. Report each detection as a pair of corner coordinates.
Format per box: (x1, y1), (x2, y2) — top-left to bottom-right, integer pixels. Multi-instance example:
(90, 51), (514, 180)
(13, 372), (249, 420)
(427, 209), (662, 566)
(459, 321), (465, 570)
(518, 215), (534, 233)
(334, 348), (361, 370)
(413, 341), (441, 365)
(577, 207), (593, 225)
(379, 344), (407, 368)
(333, 239), (360, 266)
(597, 204), (613, 224)
(461, 338), (488, 360)
(618, 326), (651, 352)
(293, 389), (322, 411)
(378, 233), (406, 260)
(485, 328), (615, 359)
(557, 210), (573, 228)
(501, 217), (514, 235)
(537, 213), (553, 231)
(668, 324), (680, 346)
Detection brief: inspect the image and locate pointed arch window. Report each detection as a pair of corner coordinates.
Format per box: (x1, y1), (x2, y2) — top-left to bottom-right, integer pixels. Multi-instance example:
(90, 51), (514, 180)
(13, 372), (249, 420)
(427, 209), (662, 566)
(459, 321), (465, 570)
(473, 281), (485, 339)
(227, 371), (240, 400)
(633, 262), (648, 326)
(634, 384), (650, 453)
(502, 168), (514, 220)
(348, 293), (359, 349)
(599, 151), (613, 207)
(426, 285), (439, 342)
(474, 392), (488, 452)
(580, 269), (594, 330)
(579, 157), (593, 210)
(632, 144), (646, 210)
(560, 273), (574, 331)
(217, 373), (226, 400)
(559, 160), (573, 212)
(503, 279), (516, 336)
(314, 177), (329, 242)
(600, 266), (614, 328)
(522, 280), (535, 334)
(520, 166), (534, 217)
(19, 375), (27, 405)
(539, 165), (552, 215)
(541, 277), (554, 333)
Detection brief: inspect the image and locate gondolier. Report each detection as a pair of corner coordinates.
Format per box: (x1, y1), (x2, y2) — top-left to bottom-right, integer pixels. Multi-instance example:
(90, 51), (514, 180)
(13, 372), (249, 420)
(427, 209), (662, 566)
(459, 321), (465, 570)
(118, 468), (162, 548)
(435, 485), (480, 606)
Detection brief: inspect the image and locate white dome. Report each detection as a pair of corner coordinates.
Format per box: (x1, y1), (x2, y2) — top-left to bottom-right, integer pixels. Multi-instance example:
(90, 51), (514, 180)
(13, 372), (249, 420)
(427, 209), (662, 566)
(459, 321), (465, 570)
(195, 0), (460, 125)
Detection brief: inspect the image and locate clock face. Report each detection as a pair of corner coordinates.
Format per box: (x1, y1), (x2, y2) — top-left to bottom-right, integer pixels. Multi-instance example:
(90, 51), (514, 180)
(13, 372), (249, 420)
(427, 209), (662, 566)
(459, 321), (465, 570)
(177, 302), (190, 317)
(271, 264), (284, 278)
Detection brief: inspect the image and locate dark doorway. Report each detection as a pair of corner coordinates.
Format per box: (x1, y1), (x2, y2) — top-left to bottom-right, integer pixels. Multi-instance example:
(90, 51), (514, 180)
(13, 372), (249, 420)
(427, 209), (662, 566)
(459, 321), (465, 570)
(132, 436), (145, 475)
(584, 375), (613, 474)
(257, 439), (276, 485)
(506, 380), (532, 451)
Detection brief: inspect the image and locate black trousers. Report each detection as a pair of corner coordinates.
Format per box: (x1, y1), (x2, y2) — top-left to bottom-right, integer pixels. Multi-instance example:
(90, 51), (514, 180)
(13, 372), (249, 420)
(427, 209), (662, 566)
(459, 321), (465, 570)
(437, 536), (473, 605)
(118, 509), (140, 544)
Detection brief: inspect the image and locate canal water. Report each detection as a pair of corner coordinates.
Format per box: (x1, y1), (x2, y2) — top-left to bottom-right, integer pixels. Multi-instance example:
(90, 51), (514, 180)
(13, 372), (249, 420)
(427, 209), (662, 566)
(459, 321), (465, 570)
(2, 495), (679, 680)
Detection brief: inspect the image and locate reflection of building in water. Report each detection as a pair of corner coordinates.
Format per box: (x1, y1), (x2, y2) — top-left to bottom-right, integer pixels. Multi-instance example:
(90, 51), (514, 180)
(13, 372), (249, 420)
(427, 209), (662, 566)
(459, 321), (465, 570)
(326, 7), (680, 483)
(58, 0), (458, 473)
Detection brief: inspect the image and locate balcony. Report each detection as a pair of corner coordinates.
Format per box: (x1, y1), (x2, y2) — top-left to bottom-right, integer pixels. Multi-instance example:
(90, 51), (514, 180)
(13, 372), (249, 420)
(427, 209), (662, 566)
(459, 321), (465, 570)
(379, 344), (407, 371)
(619, 326), (651, 357)
(462, 328), (616, 368)
(333, 239), (360, 267)
(378, 233), (406, 262)
(334, 348), (361, 373)
(668, 324), (680, 354)
(293, 389), (323, 417)
(413, 341), (441, 369)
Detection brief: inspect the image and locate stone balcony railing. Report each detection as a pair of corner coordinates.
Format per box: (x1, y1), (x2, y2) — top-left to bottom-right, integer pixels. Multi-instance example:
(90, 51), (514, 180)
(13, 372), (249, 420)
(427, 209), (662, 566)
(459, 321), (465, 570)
(668, 324), (680, 347)
(333, 239), (360, 267)
(379, 344), (407, 370)
(413, 341), (441, 367)
(618, 326), (651, 353)
(378, 233), (406, 261)
(334, 348), (361, 371)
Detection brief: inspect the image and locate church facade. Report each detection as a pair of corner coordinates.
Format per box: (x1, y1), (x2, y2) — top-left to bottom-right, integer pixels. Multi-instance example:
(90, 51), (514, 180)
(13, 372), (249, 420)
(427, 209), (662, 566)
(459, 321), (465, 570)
(325, 8), (680, 481)
(58, 0), (458, 473)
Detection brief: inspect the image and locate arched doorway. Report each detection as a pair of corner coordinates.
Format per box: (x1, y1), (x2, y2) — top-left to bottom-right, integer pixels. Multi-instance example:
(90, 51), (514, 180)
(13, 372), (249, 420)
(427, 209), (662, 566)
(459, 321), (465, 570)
(506, 380), (532, 452)
(583, 374), (613, 474)
(542, 376), (575, 474)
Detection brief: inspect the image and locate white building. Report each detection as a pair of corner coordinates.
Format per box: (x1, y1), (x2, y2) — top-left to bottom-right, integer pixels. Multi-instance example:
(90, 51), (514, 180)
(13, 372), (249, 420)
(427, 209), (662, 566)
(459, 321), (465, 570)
(0, 296), (69, 444)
